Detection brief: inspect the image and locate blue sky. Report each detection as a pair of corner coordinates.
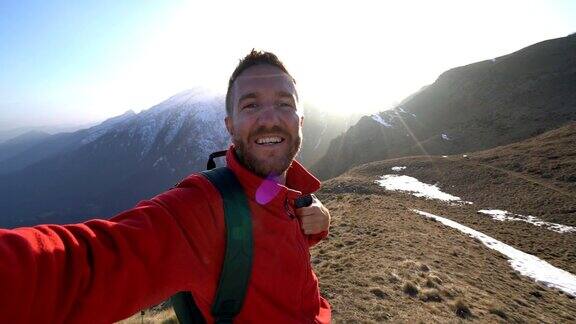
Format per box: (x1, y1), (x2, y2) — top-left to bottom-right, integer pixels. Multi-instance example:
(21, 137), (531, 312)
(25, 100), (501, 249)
(1, 0), (575, 130)
(1, 1), (183, 128)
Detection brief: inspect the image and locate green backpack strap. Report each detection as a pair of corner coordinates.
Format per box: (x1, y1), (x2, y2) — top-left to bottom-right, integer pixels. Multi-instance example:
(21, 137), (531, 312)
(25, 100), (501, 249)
(170, 167), (253, 324)
(171, 291), (206, 324)
(202, 167), (253, 324)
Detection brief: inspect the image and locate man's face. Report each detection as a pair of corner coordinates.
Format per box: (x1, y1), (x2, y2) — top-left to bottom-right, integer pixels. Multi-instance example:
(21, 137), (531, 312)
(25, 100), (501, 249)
(226, 64), (303, 178)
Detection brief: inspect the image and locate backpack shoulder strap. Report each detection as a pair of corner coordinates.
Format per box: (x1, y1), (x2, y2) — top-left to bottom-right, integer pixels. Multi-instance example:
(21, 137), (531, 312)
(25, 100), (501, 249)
(171, 291), (206, 324)
(201, 167), (253, 324)
(171, 167), (253, 324)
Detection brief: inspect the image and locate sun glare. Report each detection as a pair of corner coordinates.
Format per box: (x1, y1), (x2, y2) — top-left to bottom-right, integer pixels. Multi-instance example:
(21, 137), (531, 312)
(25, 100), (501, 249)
(17, 0), (572, 123)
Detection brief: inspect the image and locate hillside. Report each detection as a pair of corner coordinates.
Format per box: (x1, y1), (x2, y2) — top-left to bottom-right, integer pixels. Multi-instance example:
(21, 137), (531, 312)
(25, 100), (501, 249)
(0, 130), (51, 162)
(312, 123), (576, 321)
(337, 122), (576, 272)
(312, 34), (576, 180)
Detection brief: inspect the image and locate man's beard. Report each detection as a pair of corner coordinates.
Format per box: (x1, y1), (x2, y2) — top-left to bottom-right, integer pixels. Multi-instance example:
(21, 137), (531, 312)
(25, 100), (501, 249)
(233, 125), (301, 178)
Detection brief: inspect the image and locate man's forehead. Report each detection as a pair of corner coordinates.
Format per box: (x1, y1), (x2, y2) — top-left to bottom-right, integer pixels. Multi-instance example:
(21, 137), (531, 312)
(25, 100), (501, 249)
(233, 66), (297, 95)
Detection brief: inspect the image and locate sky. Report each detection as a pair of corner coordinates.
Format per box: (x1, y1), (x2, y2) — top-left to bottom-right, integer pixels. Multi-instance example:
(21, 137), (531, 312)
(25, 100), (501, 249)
(1, 0), (575, 131)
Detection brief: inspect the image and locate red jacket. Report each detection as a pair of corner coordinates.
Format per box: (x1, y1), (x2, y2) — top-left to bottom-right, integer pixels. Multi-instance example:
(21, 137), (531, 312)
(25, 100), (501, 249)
(0, 147), (331, 323)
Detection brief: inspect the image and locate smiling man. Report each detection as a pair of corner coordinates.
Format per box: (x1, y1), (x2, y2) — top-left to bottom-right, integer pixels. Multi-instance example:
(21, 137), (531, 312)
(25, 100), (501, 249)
(0, 50), (332, 323)
(226, 56), (302, 182)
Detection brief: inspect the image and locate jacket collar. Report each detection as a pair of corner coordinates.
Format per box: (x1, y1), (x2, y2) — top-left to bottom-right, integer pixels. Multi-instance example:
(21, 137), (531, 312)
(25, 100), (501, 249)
(226, 145), (321, 206)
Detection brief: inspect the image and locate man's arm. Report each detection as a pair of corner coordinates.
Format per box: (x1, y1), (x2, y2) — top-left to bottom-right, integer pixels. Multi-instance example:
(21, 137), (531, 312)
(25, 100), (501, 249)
(0, 190), (201, 323)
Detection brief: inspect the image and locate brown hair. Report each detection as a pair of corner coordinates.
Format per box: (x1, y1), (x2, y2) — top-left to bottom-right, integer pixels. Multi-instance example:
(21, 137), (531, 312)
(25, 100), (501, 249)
(225, 49), (296, 116)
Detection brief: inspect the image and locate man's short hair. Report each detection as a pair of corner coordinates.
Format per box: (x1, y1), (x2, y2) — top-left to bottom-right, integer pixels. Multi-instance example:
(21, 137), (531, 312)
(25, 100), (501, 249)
(225, 49), (296, 117)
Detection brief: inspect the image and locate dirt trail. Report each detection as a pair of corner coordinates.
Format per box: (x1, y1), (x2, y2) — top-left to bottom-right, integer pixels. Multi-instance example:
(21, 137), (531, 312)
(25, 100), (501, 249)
(447, 156), (576, 200)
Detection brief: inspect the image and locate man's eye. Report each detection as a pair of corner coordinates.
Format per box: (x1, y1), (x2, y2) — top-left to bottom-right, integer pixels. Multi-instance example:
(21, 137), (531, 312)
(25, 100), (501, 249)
(242, 103), (258, 109)
(279, 102), (294, 108)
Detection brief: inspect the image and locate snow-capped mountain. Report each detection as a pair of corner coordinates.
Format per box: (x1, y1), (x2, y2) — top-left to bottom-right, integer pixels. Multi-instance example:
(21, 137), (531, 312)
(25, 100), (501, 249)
(0, 88), (230, 227)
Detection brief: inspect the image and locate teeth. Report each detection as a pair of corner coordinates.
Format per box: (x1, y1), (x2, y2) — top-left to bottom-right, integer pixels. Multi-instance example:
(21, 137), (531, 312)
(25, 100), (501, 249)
(256, 137), (282, 144)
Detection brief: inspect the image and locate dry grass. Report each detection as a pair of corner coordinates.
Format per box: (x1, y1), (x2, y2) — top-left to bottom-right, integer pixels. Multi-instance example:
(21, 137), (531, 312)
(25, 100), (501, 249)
(344, 124), (576, 275)
(117, 306), (176, 324)
(312, 191), (576, 322)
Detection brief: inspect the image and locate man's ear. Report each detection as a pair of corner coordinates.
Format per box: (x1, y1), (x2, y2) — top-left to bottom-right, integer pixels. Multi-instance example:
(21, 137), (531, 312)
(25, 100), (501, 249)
(300, 115), (304, 127)
(225, 116), (234, 136)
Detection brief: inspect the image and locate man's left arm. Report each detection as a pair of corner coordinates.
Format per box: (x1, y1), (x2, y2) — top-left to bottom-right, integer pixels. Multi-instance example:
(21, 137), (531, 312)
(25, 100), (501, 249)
(295, 195), (331, 247)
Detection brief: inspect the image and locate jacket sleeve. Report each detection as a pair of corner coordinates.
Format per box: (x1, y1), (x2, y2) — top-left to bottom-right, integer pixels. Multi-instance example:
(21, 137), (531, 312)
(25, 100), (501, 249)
(0, 191), (199, 324)
(307, 230), (328, 247)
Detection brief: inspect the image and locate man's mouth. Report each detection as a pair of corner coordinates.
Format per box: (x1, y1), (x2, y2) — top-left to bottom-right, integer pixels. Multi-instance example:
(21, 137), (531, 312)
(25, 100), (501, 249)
(255, 136), (285, 145)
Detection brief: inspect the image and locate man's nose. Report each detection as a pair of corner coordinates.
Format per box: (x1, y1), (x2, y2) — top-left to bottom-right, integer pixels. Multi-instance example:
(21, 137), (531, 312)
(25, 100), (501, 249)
(256, 103), (281, 127)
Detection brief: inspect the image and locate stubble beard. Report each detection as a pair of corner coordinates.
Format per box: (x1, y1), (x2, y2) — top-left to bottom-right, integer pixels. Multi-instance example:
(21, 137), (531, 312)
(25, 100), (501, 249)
(233, 127), (302, 179)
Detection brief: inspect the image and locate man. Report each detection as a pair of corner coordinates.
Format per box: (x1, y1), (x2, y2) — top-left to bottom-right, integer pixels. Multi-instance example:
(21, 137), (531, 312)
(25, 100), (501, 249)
(0, 50), (332, 323)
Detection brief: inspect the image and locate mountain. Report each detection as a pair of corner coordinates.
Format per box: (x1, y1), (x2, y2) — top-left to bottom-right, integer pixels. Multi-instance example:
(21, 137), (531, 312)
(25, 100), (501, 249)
(0, 130), (51, 163)
(0, 110), (137, 175)
(300, 104), (363, 166)
(0, 88), (355, 228)
(312, 34), (576, 180)
(0, 88), (229, 227)
(0, 122), (99, 144)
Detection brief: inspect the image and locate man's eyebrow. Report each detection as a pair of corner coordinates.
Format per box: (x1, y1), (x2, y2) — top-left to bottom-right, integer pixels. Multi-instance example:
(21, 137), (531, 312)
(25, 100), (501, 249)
(238, 93), (258, 103)
(277, 91), (298, 101)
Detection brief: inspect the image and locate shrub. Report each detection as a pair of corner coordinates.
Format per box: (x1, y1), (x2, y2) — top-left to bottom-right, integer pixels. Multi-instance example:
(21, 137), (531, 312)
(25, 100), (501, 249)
(425, 275), (443, 288)
(402, 281), (420, 297)
(370, 288), (388, 299)
(388, 272), (401, 284)
(420, 289), (443, 302)
(453, 299), (472, 318)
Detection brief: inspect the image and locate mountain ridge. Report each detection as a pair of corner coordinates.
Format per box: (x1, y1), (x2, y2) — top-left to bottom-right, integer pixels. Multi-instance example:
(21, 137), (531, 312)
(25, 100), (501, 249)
(311, 34), (576, 180)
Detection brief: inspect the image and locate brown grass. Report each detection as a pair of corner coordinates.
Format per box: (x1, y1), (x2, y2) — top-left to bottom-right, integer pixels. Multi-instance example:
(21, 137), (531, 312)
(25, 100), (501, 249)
(312, 191), (576, 322)
(116, 306), (176, 324)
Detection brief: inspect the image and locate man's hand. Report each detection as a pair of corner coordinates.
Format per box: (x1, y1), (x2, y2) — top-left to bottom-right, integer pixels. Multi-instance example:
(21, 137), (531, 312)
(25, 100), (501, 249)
(295, 195), (331, 235)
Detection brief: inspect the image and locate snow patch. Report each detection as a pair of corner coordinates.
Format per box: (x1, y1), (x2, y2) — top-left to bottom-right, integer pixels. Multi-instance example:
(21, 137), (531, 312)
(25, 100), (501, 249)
(478, 209), (576, 234)
(375, 175), (471, 204)
(371, 114), (393, 128)
(313, 120), (328, 151)
(163, 110), (187, 145)
(396, 106), (417, 117)
(413, 209), (576, 297)
(391, 166), (407, 172)
(152, 156), (165, 168)
(80, 110), (136, 145)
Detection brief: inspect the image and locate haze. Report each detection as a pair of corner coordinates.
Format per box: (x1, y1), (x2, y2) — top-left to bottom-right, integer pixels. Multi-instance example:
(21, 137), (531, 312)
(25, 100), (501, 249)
(1, 0), (575, 131)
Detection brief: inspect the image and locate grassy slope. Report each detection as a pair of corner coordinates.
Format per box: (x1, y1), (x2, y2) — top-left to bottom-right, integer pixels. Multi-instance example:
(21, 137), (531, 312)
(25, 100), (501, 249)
(314, 193), (575, 322)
